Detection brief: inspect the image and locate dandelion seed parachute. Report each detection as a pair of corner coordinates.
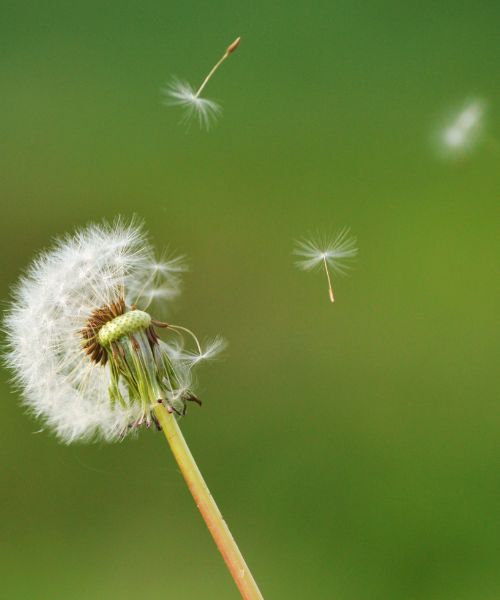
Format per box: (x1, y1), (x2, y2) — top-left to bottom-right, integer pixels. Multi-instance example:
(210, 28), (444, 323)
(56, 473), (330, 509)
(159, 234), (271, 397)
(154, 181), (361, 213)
(294, 229), (358, 273)
(164, 36), (241, 130)
(294, 229), (358, 302)
(4, 220), (222, 443)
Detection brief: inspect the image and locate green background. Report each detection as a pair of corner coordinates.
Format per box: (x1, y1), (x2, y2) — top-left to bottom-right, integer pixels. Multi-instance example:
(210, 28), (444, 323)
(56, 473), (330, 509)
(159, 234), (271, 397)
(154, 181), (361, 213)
(1, 2), (499, 598)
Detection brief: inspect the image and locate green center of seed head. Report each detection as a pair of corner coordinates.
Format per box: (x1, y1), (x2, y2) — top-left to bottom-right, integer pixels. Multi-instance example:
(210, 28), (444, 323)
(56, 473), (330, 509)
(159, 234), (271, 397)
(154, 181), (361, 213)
(98, 310), (152, 346)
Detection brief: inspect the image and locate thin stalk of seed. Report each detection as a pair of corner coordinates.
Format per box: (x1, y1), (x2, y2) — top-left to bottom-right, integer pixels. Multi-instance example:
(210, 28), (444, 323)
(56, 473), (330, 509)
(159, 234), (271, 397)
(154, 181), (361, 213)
(167, 323), (203, 354)
(195, 37), (241, 98)
(322, 256), (335, 303)
(154, 403), (264, 600)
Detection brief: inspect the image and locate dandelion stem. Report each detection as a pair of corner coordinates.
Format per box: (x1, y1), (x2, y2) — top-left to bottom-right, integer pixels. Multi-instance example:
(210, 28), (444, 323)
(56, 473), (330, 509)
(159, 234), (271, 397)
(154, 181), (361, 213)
(154, 403), (263, 600)
(195, 37), (241, 98)
(322, 256), (335, 303)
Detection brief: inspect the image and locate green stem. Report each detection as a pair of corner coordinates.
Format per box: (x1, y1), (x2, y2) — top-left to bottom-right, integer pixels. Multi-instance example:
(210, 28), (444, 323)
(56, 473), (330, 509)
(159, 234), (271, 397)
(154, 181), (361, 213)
(153, 404), (264, 600)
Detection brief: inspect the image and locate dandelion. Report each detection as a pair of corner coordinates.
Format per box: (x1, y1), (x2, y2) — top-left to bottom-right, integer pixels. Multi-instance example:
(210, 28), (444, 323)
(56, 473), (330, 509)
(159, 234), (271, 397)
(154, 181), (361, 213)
(4, 219), (195, 442)
(294, 228), (358, 303)
(165, 36), (241, 129)
(4, 219), (263, 600)
(435, 98), (486, 159)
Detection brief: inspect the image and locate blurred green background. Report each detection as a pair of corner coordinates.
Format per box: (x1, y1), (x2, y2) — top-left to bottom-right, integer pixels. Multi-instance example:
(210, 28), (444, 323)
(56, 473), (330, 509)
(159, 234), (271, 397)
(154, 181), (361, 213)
(1, 2), (499, 598)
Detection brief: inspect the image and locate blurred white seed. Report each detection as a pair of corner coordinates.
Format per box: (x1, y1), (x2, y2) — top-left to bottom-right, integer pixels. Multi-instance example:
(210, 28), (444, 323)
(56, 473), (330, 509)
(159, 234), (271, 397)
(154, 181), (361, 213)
(434, 98), (487, 159)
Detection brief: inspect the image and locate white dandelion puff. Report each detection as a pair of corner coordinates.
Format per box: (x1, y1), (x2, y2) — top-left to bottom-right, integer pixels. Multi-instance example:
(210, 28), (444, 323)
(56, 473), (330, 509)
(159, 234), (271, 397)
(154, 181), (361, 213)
(294, 228), (358, 303)
(3, 219), (223, 443)
(435, 98), (486, 159)
(164, 36), (241, 130)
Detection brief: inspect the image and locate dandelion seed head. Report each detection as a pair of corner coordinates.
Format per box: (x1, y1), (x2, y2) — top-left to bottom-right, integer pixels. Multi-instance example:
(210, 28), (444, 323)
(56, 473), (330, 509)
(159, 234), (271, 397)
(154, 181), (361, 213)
(4, 219), (222, 443)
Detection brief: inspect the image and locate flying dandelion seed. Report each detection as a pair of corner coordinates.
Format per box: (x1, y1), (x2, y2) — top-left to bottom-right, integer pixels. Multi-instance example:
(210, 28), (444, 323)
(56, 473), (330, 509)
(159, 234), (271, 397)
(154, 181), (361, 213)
(294, 229), (358, 303)
(165, 36), (241, 130)
(435, 98), (486, 159)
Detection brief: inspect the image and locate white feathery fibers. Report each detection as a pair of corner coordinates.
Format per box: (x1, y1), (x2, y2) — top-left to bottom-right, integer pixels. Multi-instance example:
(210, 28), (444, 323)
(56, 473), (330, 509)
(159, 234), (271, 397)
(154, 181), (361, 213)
(4, 220), (220, 443)
(177, 335), (227, 367)
(294, 228), (358, 274)
(164, 80), (221, 130)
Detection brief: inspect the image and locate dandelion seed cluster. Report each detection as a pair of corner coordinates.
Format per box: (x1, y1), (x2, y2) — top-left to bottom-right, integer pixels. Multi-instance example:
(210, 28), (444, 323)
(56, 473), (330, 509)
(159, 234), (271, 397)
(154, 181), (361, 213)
(4, 220), (224, 443)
